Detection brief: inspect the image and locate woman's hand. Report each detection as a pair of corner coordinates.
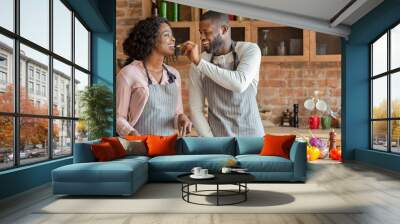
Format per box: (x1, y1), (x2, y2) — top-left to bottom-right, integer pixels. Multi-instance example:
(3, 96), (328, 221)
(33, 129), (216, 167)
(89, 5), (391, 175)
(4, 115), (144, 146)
(181, 41), (201, 65)
(177, 114), (192, 136)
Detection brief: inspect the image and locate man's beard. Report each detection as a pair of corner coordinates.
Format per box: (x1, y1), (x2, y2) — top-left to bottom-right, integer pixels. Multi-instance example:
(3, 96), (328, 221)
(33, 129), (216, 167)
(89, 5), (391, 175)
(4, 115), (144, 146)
(205, 34), (224, 54)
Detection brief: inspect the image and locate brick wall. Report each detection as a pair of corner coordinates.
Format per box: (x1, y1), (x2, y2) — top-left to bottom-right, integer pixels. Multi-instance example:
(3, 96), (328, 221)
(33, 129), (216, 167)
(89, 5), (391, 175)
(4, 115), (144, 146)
(116, 0), (143, 67)
(171, 62), (341, 128)
(257, 62), (341, 127)
(115, 0), (342, 128)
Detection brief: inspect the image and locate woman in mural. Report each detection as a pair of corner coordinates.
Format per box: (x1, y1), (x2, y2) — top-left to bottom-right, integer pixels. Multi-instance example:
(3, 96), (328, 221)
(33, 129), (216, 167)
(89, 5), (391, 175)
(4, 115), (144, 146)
(116, 16), (192, 136)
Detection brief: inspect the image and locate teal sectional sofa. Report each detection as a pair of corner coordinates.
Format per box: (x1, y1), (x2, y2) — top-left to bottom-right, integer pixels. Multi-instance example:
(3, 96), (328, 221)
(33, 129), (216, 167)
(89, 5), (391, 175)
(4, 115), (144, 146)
(52, 137), (307, 196)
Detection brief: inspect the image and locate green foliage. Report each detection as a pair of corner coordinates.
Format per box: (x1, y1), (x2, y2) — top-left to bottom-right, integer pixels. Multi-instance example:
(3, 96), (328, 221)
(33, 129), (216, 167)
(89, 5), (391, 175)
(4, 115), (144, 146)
(79, 84), (113, 140)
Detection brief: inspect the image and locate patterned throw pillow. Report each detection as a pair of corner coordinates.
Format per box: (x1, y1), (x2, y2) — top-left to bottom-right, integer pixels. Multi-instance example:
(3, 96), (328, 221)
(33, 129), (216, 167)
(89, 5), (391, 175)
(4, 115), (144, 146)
(118, 137), (147, 156)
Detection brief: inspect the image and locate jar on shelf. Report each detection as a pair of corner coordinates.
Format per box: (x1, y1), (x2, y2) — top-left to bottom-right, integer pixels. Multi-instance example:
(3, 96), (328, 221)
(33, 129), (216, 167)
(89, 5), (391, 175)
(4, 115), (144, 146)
(261, 29), (269, 56)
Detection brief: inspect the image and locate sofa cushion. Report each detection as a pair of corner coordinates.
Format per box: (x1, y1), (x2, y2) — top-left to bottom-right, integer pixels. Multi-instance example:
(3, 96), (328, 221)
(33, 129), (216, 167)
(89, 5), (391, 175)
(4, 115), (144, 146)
(236, 137), (264, 155)
(148, 154), (235, 172)
(236, 155), (293, 172)
(115, 155), (150, 164)
(179, 137), (236, 155)
(52, 158), (147, 183)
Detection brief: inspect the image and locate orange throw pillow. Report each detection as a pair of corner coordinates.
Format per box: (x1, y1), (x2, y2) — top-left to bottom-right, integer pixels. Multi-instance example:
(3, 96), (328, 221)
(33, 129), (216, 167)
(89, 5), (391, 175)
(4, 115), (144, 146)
(124, 135), (148, 141)
(146, 135), (178, 157)
(259, 134), (296, 159)
(91, 142), (117, 161)
(101, 137), (127, 158)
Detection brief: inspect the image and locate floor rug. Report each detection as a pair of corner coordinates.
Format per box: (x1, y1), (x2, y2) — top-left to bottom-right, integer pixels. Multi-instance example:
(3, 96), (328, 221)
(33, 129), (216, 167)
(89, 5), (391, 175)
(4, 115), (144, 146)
(37, 183), (361, 214)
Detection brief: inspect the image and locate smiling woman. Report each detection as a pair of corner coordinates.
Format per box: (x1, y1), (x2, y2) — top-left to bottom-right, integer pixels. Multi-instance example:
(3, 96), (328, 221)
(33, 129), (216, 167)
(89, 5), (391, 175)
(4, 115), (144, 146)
(116, 16), (192, 137)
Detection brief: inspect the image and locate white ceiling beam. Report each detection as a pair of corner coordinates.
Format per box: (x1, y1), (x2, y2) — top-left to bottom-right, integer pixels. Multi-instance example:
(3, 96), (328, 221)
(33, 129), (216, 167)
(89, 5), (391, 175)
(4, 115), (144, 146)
(169, 0), (351, 37)
(330, 0), (368, 27)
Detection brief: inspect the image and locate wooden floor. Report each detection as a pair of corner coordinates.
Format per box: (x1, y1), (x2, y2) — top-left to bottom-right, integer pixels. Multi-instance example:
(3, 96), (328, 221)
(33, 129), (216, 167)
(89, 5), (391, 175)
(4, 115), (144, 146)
(1, 161), (400, 224)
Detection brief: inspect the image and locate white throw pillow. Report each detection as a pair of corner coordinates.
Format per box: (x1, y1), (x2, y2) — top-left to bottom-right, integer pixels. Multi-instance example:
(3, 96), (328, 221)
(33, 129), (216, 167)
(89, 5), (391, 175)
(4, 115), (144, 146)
(118, 137), (147, 156)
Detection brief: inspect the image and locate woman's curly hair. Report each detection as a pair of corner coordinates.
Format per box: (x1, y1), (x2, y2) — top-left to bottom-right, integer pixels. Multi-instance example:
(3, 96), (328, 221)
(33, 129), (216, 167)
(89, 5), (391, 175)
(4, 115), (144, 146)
(123, 16), (170, 65)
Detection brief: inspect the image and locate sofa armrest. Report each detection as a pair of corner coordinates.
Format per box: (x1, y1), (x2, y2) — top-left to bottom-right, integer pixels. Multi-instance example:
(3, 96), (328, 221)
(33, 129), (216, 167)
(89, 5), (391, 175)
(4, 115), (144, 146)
(73, 140), (100, 163)
(289, 141), (307, 181)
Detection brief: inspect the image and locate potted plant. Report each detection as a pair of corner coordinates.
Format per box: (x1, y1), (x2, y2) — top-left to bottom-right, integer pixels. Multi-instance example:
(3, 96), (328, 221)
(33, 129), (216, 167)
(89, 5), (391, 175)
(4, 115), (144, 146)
(79, 84), (113, 140)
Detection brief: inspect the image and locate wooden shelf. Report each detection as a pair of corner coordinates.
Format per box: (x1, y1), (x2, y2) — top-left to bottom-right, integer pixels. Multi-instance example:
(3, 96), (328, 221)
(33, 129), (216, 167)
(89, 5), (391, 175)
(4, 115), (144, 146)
(141, 0), (340, 63)
(310, 31), (341, 62)
(230, 21), (251, 42)
(251, 21), (310, 62)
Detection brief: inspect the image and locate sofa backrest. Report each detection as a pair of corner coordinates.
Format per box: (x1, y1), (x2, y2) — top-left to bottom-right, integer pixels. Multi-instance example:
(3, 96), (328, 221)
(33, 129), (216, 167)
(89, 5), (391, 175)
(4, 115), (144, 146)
(235, 136), (264, 155)
(73, 139), (100, 163)
(178, 137), (236, 155)
(74, 136), (269, 161)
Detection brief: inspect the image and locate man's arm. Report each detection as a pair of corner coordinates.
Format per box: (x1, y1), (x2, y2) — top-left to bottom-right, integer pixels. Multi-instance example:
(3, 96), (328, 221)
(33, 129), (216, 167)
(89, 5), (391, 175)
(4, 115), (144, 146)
(189, 64), (213, 137)
(196, 43), (261, 93)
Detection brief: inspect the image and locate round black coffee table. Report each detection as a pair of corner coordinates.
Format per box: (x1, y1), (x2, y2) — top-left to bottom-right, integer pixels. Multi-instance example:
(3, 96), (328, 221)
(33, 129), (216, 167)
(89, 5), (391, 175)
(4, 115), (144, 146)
(177, 173), (255, 206)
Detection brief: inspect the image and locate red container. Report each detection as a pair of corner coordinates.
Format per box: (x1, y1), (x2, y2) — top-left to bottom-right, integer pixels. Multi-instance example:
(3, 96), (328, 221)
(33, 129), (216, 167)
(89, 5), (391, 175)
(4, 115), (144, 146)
(308, 116), (320, 129)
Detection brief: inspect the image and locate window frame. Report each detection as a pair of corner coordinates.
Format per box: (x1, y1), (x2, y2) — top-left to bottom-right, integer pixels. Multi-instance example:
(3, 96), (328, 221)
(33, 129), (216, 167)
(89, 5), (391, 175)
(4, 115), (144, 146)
(370, 20), (400, 154)
(0, 0), (92, 171)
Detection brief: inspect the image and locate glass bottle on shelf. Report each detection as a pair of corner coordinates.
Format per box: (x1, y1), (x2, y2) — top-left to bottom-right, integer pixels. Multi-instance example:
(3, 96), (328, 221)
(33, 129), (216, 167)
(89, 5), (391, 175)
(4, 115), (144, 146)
(261, 29), (269, 56)
(236, 16), (245, 21)
(160, 0), (167, 18)
(151, 0), (158, 16)
(277, 41), (286, 56)
(171, 3), (178, 21)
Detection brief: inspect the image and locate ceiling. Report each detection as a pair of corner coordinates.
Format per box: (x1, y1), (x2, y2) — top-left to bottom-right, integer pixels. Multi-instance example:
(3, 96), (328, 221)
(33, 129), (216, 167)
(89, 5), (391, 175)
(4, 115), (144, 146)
(169, 0), (384, 38)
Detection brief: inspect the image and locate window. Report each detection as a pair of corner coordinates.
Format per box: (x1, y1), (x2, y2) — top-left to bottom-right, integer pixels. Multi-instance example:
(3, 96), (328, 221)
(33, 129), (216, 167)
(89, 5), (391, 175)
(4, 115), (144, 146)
(20, 0), (49, 49)
(53, 59), (72, 117)
(54, 89), (58, 102)
(74, 69), (89, 119)
(0, 71), (7, 85)
(53, 119), (72, 158)
(28, 67), (34, 80)
(35, 70), (41, 81)
(42, 85), (46, 97)
(0, 55), (7, 67)
(0, 115), (13, 170)
(0, 0), (91, 170)
(0, 0), (14, 32)
(36, 83), (40, 95)
(370, 23), (400, 154)
(75, 18), (90, 70)
(28, 81), (34, 94)
(0, 35), (13, 113)
(53, 0), (72, 60)
(0, 54), (7, 86)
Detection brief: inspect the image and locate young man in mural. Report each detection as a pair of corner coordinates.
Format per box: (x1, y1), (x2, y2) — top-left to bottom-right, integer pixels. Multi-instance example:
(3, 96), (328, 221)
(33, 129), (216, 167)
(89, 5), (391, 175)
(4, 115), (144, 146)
(181, 11), (264, 137)
(116, 16), (192, 137)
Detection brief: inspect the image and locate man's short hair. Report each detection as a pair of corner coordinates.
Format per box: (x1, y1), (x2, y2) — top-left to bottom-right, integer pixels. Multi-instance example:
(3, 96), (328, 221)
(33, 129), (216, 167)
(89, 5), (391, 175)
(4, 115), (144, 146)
(200, 11), (229, 26)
